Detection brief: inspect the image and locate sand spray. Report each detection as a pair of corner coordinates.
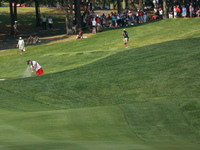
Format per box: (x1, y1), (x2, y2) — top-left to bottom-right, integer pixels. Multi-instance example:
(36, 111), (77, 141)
(23, 66), (32, 77)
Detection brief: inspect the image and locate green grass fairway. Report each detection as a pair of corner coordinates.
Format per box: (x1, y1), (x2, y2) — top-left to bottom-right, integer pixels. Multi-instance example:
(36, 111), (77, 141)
(0, 17), (200, 149)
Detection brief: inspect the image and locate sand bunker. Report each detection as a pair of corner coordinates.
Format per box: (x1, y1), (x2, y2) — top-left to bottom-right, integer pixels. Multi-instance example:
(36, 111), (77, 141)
(0, 79), (6, 81)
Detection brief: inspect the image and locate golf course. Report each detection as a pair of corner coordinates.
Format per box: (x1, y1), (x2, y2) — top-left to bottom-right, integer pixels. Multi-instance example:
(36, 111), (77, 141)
(0, 7), (200, 150)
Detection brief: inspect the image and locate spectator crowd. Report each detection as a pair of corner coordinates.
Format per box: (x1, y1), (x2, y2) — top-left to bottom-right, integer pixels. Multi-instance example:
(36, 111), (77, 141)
(72, 0), (200, 34)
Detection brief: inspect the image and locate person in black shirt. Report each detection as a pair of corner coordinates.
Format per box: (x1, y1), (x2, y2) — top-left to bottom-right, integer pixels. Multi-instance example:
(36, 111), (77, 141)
(122, 29), (129, 48)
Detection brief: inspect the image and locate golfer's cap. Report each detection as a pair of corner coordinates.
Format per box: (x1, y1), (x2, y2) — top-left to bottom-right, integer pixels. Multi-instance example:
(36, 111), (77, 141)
(144, 7), (147, 9)
(27, 60), (31, 64)
(123, 29), (126, 31)
(15, 21), (17, 23)
(19, 37), (22, 40)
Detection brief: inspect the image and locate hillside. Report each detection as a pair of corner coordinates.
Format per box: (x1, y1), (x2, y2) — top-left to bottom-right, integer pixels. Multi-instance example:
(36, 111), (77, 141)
(0, 18), (200, 150)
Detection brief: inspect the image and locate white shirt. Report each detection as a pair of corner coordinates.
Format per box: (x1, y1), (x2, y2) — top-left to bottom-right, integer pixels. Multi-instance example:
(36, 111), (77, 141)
(159, 10), (163, 15)
(92, 20), (96, 26)
(48, 18), (53, 24)
(18, 39), (24, 47)
(31, 61), (41, 71)
(43, 17), (47, 22)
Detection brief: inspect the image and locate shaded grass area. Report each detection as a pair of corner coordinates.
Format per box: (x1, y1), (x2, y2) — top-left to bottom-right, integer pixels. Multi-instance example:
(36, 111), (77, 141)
(0, 7), (65, 36)
(121, 101), (200, 143)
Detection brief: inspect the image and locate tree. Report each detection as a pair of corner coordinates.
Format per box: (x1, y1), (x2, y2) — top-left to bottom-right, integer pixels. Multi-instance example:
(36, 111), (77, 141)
(163, 0), (167, 19)
(74, 0), (81, 29)
(35, 0), (40, 26)
(9, 0), (14, 35)
(139, 0), (142, 8)
(57, 0), (64, 10)
(14, 0), (17, 21)
(65, 0), (73, 35)
(117, 0), (121, 14)
(125, 0), (128, 9)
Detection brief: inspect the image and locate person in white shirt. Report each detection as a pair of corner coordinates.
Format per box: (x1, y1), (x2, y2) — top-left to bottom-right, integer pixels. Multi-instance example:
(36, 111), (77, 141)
(48, 16), (53, 29)
(92, 18), (96, 34)
(159, 8), (163, 19)
(42, 15), (47, 30)
(16, 37), (25, 55)
(27, 60), (44, 76)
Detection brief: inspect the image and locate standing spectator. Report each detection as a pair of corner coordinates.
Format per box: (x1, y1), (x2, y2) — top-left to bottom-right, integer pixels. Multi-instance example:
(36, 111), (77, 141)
(189, 3), (194, 17)
(122, 29), (128, 48)
(138, 9), (143, 23)
(13, 21), (18, 37)
(83, 16), (87, 28)
(131, 0), (134, 7)
(159, 8), (163, 19)
(198, 8), (200, 17)
(111, 14), (116, 27)
(16, 37), (25, 55)
(143, 7), (147, 23)
(107, 14), (112, 28)
(116, 14), (121, 27)
(92, 18), (96, 34)
(132, 9), (136, 21)
(42, 15), (47, 30)
(169, 7), (173, 18)
(182, 5), (187, 18)
(176, 5), (181, 17)
(173, 6), (177, 18)
(48, 16), (53, 29)
(88, 15), (92, 31)
(96, 15), (101, 31)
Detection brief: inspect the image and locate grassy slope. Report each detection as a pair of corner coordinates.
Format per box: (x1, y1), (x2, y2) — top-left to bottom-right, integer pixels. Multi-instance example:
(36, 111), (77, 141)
(0, 18), (200, 149)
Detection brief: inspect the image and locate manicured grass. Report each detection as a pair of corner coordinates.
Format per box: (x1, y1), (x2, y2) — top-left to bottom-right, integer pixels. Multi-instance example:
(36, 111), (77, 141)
(0, 18), (200, 149)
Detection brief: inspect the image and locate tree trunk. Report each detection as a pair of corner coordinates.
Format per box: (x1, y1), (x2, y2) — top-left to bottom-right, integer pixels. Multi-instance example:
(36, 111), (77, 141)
(57, 0), (64, 10)
(125, 0), (128, 9)
(14, 1), (17, 21)
(65, 0), (73, 35)
(93, 0), (96, 9)
(117, 0), (121, 14)
(75, 0), (82, 29)
(10, 1), (14, 35)
(103, 0), (106, 9)
(139, 0), (143, 8)
(163, 0), (167, 19)
(35, 0), (40, 26)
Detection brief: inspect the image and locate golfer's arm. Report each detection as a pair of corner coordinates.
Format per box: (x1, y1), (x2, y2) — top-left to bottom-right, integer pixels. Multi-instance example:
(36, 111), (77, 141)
(34, 64), (37, 71)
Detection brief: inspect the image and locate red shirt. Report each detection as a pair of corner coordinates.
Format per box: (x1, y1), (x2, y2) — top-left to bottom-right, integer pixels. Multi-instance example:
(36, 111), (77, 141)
(97, 18), (101, 24)
(176, 7), (181, 13)
(139, 11), (143, 17)
(152, 15), (157, 20)
(88, 17), (91, 24)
